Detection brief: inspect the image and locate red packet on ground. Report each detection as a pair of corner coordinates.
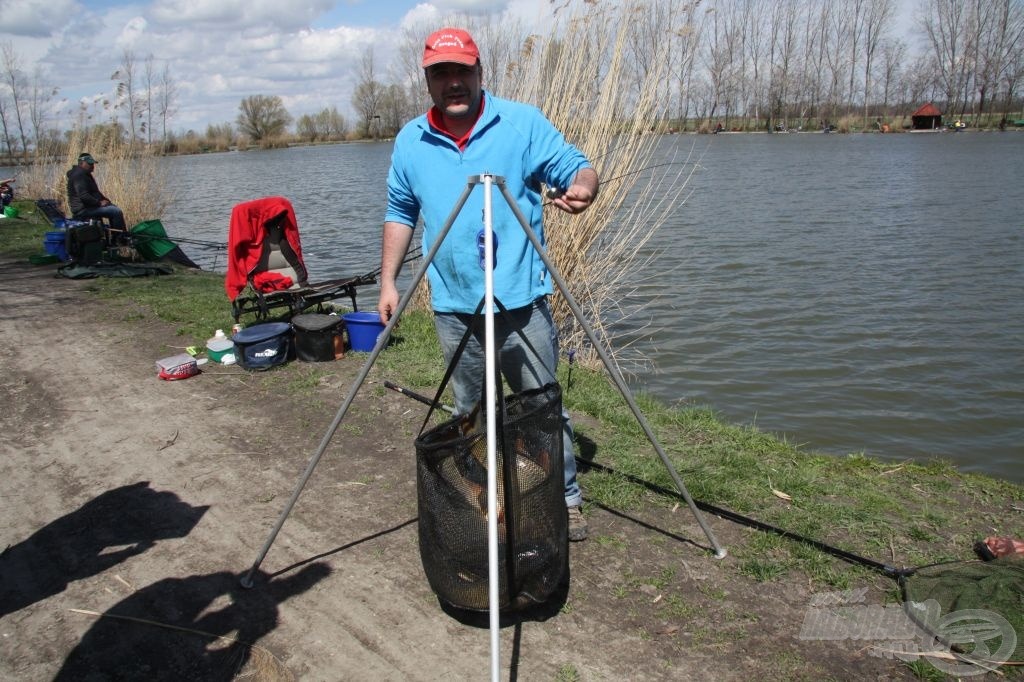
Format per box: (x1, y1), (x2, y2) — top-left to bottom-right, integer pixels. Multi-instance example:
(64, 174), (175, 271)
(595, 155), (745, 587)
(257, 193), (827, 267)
(155, 353), (199, 380)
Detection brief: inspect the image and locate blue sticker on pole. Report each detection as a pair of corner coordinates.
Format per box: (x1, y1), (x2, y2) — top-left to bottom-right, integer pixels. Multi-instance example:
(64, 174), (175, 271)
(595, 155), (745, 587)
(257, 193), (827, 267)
(477, 228), (498, 270)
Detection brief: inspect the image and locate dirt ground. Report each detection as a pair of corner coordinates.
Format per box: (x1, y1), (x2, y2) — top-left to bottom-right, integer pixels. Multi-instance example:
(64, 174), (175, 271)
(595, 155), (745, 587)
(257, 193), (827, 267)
(0, 255), (931, 681)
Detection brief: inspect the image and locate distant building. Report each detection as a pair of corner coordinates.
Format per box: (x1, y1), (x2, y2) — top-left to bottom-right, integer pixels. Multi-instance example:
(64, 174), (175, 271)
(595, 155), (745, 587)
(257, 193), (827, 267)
(911, 103), (943, 130)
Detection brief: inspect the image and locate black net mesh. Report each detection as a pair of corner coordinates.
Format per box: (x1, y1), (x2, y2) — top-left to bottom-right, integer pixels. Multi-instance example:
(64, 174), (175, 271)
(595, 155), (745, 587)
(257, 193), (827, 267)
(901, 559), (1024, 667)
(415, 383), (567, 611)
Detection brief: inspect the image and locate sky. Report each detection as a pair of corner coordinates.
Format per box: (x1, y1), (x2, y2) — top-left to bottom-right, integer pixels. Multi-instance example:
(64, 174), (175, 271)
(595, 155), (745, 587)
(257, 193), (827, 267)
(2, 0), (920, 137)
(0, 0), (556, 134)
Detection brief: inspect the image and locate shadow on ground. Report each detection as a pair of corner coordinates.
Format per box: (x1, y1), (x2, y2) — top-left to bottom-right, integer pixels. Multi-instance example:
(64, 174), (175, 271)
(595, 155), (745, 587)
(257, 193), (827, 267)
(55, 564), (331, 680)
(0, 481), (209, 618)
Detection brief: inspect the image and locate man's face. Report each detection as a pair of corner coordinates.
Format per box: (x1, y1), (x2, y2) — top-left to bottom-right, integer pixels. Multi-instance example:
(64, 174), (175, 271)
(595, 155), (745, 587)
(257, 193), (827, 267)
(426, 62), (482, 120)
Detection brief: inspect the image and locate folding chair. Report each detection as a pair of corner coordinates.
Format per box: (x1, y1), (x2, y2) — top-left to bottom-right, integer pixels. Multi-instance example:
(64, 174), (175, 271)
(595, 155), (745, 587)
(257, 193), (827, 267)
(225, 197), (379, 322)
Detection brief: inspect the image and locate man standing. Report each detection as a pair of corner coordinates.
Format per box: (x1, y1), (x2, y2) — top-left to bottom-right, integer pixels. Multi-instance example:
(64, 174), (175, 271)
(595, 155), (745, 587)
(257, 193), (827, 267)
(377, 27), (599, 541)
(66, 153), (127, 235)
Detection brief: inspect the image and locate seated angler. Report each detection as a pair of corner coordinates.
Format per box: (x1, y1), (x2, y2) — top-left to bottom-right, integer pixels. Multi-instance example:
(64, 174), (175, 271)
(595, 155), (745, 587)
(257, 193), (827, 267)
(0, 177), (13, 207)
(66, 153), (127, 240)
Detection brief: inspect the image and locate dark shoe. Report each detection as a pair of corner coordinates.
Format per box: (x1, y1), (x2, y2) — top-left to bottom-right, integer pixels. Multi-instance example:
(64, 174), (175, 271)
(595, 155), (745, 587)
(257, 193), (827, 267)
(567, 505), (588, 542)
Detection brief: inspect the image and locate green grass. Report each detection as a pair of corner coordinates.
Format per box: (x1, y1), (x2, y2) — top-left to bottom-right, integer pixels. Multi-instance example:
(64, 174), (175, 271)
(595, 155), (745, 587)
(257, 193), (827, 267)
(7, 197), (1023, 587)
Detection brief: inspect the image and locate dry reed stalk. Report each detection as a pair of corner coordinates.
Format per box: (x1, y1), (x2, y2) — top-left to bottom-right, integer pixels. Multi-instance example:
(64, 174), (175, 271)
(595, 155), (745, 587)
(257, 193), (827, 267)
(19, 128), (174, 228)
(504, 2), (696, 371)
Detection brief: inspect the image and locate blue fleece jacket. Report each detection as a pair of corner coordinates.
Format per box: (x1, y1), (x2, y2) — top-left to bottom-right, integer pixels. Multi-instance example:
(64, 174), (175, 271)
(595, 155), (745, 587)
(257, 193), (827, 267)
(385, 91), (591, 313)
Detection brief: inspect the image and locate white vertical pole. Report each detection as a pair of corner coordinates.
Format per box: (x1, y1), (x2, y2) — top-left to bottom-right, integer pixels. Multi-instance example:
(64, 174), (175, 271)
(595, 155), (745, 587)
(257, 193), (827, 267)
(482, 174), (501, 682)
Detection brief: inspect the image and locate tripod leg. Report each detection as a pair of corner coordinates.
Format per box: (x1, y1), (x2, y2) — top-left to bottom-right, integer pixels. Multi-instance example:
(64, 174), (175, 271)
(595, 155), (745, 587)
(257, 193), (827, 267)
(240, 181), (478, 588)
(496, 180), (727, 559)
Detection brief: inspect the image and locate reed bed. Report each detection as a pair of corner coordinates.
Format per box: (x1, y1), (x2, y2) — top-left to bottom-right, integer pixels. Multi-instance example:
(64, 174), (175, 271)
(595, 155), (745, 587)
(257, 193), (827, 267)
(17, 128), (173, 228)
(505, 3), (696, 372)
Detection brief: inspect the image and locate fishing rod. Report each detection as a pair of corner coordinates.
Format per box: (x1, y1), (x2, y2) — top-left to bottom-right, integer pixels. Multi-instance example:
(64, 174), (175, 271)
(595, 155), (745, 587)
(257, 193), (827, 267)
(105, 227), (227, 250)
(544, 132), (708, 202)
(544, 159), (702, 204)
(128, 233), (227, 250)
(383, 380), (454, 413)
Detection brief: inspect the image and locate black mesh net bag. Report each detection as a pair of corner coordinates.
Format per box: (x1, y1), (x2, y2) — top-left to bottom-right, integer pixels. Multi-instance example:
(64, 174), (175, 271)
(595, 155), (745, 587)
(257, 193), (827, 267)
(415, 382), (568, 612)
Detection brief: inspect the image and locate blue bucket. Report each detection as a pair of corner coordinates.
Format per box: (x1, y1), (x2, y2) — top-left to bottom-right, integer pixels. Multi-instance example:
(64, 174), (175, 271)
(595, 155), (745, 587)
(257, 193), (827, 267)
(342, 312), (386, 352)
(43, 231), (68, 261)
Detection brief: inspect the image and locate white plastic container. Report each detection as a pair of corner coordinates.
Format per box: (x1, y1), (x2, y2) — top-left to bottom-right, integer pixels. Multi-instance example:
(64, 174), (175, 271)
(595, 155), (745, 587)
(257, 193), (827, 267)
(206, 329), (234, 363)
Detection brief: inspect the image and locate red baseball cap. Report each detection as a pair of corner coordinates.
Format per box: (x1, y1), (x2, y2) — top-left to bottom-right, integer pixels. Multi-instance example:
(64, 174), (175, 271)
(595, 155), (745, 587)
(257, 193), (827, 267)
(422, 28), (479, 68)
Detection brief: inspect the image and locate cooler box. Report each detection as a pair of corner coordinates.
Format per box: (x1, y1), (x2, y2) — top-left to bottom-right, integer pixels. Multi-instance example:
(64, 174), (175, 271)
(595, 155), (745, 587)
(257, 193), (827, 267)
(231, 322), (293, 370)
(292, 313), (344, 362)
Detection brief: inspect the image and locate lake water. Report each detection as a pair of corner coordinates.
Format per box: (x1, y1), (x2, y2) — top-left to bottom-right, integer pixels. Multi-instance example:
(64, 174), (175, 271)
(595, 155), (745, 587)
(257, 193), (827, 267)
(26, 133), (1023, 482)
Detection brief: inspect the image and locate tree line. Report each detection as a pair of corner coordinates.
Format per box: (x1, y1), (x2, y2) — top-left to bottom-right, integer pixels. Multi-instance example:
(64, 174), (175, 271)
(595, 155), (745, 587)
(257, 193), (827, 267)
(3, 0), (1021, 160)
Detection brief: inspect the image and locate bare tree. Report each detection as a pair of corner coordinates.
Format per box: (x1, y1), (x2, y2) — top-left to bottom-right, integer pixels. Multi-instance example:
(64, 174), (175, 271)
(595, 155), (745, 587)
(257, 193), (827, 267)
(236, 95), (292, 141)
(0, 95), (11, 156)
(157, 62), (177, 150)
(112, 50), (146, 143)
(799, 3), (831, 126)
(296, 113), (319, 142)
(27, 66), (57, 153)
(766, 0), (800, 129)
(1002, 22), (1024, 115)
(144, 55), (156, 145)
(460, 13), (525, 98)
(351, 47), (385, 137)
(740, 0), (771, 129)
(822, 3), (851, 125)
(295, 108), (346, 142)
(969, 0), (1024, 122)
(1, 42), (30, 157)
(701, 2), (744, 129)
(843, 0), (867, 111)
(378, 83), (409, 136)
(861, 0), (896, 125)
(629, 0), (675, 109)
(921, 0), (973, 117)
(667, 0), (703, 129)
(878, 37), (907, 117)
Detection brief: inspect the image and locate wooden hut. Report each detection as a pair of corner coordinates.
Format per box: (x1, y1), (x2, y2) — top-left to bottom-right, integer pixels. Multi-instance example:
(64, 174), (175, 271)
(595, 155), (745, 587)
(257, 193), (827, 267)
(911, 103), (943, 130)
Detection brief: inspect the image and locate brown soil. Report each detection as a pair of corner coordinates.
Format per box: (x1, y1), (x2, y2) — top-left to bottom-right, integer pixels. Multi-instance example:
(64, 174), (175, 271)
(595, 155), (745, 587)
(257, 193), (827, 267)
(0, 256), (924, 681)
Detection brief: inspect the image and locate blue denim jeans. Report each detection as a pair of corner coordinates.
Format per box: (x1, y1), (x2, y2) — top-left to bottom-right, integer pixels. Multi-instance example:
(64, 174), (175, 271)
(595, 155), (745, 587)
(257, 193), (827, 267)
(74, 204), (126, 232)
(433, 298), (582, 507)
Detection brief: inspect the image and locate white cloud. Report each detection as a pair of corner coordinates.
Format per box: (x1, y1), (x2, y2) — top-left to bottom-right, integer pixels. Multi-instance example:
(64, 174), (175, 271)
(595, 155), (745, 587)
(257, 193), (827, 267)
(400, 4), (442, 30)
(149, 0), (335, 32)
(0, 0), (80, 38)
(117, 16), (150, 49)
(433, 0), (507, 14)
(14, 0), (555, 132)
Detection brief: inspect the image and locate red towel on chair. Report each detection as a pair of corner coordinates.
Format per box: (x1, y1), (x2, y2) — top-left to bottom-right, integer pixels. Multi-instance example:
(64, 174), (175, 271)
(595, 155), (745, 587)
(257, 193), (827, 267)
(224, 196), (305, 301)
(252, 271), (294, 292)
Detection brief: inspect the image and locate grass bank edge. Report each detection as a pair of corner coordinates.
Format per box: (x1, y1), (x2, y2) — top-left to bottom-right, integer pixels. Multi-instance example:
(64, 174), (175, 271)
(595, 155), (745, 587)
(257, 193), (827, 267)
(6, 199), (1021, 586)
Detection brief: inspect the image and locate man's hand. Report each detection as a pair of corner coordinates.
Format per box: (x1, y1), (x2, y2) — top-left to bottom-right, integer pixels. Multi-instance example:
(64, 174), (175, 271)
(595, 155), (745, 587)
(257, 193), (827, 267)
(550, 167), (599, 215)
(378, 221), (414, 326)
(377, 282), (400, 327)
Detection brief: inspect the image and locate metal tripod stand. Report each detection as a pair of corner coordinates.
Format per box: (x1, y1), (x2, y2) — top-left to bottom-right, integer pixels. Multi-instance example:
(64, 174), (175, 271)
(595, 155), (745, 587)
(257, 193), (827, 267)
(240, 173), (726, 677)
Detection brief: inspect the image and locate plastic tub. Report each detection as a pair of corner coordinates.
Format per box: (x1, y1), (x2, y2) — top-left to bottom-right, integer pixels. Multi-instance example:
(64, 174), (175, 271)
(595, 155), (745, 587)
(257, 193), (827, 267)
(206, 338), (234, 363)
(342, 312), (386, 352)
